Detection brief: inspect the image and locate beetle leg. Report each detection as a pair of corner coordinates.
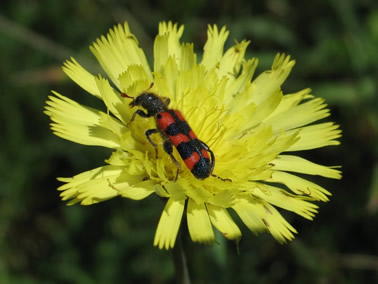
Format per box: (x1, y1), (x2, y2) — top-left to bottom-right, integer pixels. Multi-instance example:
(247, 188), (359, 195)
(211, 174), (232, 182)
(198, 140), (215, 174)
(128, 109), (150, 126)
(199, 140), (232, 182)
(163, 140), (180, 181)
(161, 97), (171, 107)
(145, 129), (160, 158)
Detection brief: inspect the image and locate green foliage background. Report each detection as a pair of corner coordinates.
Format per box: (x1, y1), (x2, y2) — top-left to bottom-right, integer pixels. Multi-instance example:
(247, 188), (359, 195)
(1, 0), (378, 283)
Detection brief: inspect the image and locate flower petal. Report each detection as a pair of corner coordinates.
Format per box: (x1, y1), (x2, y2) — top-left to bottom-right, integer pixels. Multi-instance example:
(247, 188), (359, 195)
(219, 126), (298, 178)
(45, 92), (122, 148)
(90, 22), (152, 88)
(232, 200), (267, 234)
(57, 165), (122, 205)
(154, 22), (184, 73)
(253, 185), (319, 220)
(164, 182), (187, 200)
(218, 40), (250, 79)
(223, 58), (258, 105)
(267, 171), (331, 201)
(174, 64), (207, 110)
(201, 25), (229, 70)
(154, 57), (178, 101)
(287, 122), (341, 151)
(208, 190), (235, 207)
(233, 199), (297, 243)
(116, 178), (155, 200)
(207, 204), (241, 241)
(262, 204), (297, 242)
(187, 199), (215, 244)
(265, 88), (313, 119)
(62, 57), (101, 98)
(271, 155), (342, 179)
(180, 43), (196, 71)
(154, 198), (185, 250)
(118, 64), (152, 97)
(226, 55), (295, 131)
(95, 76), (131, 124)
(245, 89), (283, 130)
(251, 54), (295, 106)
(266, 98), (330, 133)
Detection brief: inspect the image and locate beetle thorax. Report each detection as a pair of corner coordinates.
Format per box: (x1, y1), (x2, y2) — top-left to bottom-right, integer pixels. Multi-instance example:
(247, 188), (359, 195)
(135, 93), (168, 116)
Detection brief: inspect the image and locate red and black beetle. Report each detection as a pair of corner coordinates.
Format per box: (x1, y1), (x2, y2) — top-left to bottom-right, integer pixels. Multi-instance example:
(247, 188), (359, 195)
(121, 91), (228, 181)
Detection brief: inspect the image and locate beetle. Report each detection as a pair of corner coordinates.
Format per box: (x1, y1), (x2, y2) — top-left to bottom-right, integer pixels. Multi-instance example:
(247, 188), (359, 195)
(121, 90), (228, 181)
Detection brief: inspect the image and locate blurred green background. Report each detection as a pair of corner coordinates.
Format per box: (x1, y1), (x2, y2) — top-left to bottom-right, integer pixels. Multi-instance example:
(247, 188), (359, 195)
(1, 0), (378, 283)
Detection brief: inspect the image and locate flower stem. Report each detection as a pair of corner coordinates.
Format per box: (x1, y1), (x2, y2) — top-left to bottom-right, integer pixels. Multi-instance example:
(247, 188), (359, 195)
(172, 233), (191, 284)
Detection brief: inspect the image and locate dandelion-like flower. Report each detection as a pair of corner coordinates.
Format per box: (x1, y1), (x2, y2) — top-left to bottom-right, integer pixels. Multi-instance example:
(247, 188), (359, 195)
(45, 22), (341, 249)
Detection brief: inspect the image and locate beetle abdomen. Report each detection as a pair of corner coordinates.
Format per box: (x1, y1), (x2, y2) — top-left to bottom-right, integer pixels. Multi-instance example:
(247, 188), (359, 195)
(156, 110), (212, 179)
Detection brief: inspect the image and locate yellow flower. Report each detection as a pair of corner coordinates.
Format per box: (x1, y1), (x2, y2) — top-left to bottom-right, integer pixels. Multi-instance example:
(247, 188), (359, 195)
(45, 22), (341, 250)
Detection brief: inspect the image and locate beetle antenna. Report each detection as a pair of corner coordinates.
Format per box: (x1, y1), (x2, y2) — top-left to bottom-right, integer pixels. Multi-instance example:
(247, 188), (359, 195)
(121, 92), (136, 108)
(147, 82), (154, 90)
(121, 92), (134, 100)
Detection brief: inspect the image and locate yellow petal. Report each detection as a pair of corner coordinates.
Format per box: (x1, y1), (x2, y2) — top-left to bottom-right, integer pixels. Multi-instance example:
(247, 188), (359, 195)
(45, 91), (122, 148)
(187, 199), (215, 244)
(95, 76), (131, 124)
(164, 182), (187, 200)
(157, 57), (179, 101)
(287, 122), (341, 151)
(266, 98), (330, 133)
(208, 190), (235, 207)
(116, 179), (155, 200)
(271, 155), (342, 179)
(184, 181), (213, 204)
(180, 43), (196, 71)
(201, 25), (229, 70)
(57, 165), (122, 205)
(268, 171), (331, 201)
(223, 58), (258, 105)
(207, 204), (241, 240)
(262, 204), (297, 243)
(251, 54), (295, 106)
(158, 21), (184, 37)
(232, 199), (267, 234)
(62, 57), (101, 98)
(233, 199), (297, 243)
(154, 198), (185, 250)
(227, 55), (295, 130)
(245, 89), (283, 130)
(118, 64), (152, 98)
(154, 22), (184, 73)
(253, 185), (319, 220)
(90, 22), (152, 88)
(265, 88), (313, 120)
(174, 64), (207, 109)
(218, 40), (250, 79)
